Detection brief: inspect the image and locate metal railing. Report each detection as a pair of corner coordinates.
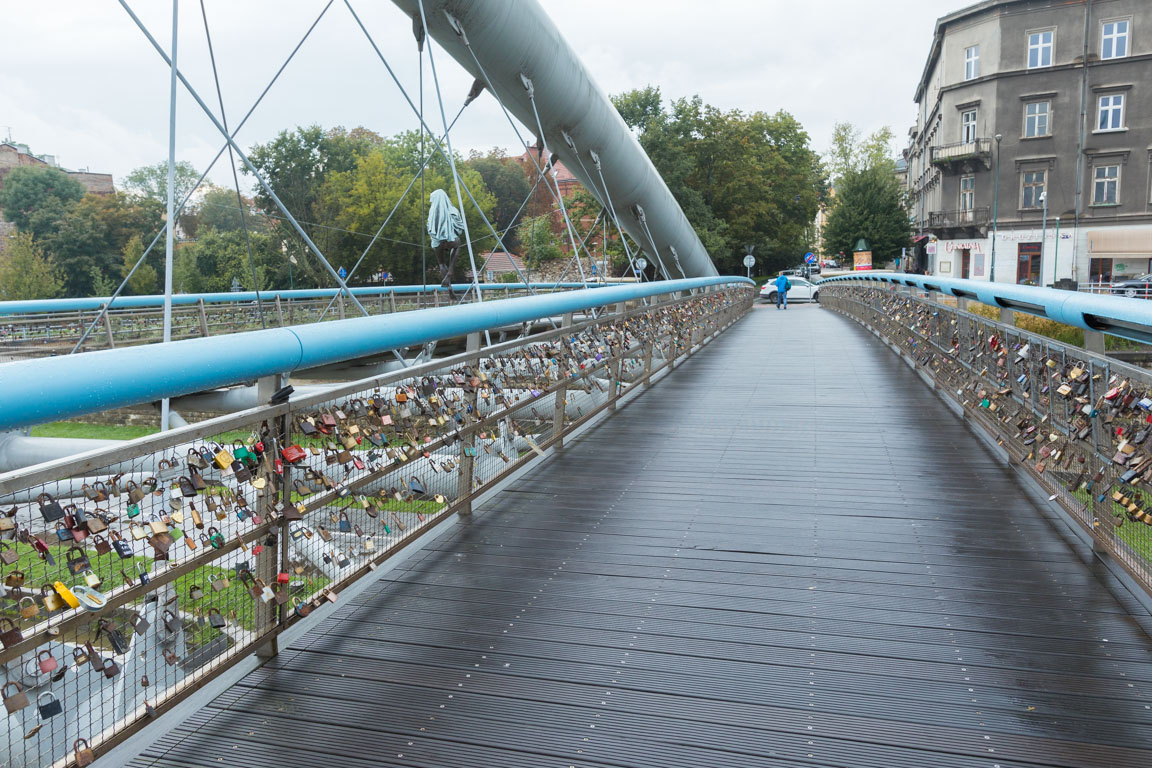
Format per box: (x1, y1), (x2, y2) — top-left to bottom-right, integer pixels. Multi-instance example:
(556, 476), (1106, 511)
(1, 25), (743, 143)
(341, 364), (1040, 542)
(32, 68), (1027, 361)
(926, 206), (990, 229)
(0, 281), (754, 767)
(822, 281), (1152, 601)
(0, 285), (591, 361)
(929, 138), (992, 165)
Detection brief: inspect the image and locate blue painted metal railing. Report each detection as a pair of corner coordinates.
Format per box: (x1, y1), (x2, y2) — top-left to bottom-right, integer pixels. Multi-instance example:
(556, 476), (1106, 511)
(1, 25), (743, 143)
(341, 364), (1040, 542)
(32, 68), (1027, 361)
(820, 272), (1152, 344)
(0, 284), (595, 316)
(0, 278), (752, 430)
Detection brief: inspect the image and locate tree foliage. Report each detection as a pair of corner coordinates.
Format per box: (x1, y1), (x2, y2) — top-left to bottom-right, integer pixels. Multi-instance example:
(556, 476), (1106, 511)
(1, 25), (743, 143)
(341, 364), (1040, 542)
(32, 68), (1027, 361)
(611, 87), (825, 276)
(466, 148), (531, 252)
(122, 160), (202, 205)
(121, 235), (158, 295)
(0, 232), (63, 300)
(0, 166), (85, 238)
(520, 215), (563, 269)
(821, 122), (911, 266)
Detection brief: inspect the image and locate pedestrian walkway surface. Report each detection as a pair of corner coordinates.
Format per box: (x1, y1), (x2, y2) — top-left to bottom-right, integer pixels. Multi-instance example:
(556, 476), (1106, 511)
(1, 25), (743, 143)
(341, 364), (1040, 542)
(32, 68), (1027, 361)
(128, 301), (1152, 768)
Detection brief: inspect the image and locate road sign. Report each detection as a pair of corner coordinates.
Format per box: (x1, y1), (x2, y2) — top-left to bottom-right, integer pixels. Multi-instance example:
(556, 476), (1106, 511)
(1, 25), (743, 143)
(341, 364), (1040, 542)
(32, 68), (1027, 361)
(804, 253), (815, 264)
(742, 255), (756, 268)
(338, 266), (348, 280)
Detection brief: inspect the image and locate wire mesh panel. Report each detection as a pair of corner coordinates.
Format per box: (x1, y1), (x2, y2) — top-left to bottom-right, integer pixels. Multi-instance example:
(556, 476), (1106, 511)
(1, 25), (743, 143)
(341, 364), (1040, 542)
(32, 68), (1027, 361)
(823, 283), (1152, 595)
(0, 282), (752, 767)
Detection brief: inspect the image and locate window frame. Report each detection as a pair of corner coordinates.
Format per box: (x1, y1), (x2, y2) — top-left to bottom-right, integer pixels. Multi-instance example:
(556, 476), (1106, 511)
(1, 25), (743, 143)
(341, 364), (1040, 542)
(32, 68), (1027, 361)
(1027, 28), (1056, 69)
(1021, 169), (1046, 209)
(1097, 93), (1126, 132)
(1101, 18), (1130, 60)
(964, 45), (980, 80)
(959, 175), (976, 211)
(961, 109), (978, 144)
(1092, 163), (1120, 206)
(1023, 101), (1051, 138)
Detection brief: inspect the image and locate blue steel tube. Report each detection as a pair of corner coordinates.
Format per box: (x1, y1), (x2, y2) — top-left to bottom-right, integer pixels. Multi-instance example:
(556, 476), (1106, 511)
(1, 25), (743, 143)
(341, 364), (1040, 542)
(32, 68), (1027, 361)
(0, 279), (751, 430)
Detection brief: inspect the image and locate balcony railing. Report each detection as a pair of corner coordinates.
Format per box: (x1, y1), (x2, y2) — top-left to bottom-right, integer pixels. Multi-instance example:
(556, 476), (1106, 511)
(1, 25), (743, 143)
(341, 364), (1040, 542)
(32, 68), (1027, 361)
(927, 206), (990, 230)
(929, 138), (993, 166)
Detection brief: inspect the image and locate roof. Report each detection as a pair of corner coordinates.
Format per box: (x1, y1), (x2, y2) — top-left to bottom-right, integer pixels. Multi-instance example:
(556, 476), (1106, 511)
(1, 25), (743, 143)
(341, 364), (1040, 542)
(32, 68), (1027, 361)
(474, 250), (527, 276)
(914, 0), (1017, 103)
(517, 149), (577, 183)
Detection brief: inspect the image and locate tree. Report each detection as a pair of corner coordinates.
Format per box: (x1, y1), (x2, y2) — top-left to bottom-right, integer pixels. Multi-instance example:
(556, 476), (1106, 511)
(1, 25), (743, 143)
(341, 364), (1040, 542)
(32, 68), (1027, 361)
(466, 149), (531, 251)
(0, 166), (85, 238)
(0, 232), (63, 300)
(821, 122), (910, 266)
(521, 214), (563, 269)
(122, 160), (202, 205)
(180, 228), (279, 294)
(121, 235), (158, 295)
(197, 186), (260, 233)
(611, 88), (824, 276)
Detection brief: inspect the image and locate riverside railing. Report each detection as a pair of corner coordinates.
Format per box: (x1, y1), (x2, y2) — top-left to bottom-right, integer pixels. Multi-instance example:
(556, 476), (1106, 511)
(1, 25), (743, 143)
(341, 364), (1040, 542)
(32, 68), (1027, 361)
(0, 279), (753, 768)
(822, 278), (1152, 600)
(0, 284), (593, 360)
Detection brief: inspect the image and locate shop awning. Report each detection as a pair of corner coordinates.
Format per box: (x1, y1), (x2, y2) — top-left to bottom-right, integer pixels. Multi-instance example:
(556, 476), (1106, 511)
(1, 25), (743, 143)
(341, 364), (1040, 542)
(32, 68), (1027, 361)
(1087, 229), (1152, 258)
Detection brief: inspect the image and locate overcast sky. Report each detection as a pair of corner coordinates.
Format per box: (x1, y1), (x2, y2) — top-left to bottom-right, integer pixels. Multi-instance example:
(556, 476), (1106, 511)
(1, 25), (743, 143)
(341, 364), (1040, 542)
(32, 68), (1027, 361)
(0, 0), (962, 189)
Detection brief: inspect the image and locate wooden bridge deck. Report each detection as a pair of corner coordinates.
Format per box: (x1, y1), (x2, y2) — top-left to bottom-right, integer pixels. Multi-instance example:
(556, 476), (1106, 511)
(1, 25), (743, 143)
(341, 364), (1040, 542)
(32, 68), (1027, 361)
(128, 301), (1152, 768)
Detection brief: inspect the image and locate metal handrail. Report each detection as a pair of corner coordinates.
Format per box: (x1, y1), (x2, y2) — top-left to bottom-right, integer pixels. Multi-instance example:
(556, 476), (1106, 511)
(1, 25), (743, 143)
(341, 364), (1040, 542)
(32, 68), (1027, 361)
(0, 278), (753, 430)
(822, 283), (1152, 604)
(819, 272), (1152, 344)
(0, 282), (754, 768)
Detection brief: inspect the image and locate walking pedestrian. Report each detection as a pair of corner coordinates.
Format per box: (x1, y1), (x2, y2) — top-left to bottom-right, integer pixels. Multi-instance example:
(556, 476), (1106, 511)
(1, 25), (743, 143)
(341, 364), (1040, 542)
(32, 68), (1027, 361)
(774, 273), (791, 310)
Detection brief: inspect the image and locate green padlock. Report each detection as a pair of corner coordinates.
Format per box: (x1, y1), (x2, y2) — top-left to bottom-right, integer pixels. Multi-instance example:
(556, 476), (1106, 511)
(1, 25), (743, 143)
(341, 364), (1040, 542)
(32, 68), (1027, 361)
(127, 503), (141, 519)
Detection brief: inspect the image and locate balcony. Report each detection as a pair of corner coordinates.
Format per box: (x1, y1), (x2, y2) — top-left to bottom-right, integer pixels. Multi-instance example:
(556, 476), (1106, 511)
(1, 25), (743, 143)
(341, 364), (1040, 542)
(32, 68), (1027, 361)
(927, 206), (990, 235)
(929, 138), (993, 172)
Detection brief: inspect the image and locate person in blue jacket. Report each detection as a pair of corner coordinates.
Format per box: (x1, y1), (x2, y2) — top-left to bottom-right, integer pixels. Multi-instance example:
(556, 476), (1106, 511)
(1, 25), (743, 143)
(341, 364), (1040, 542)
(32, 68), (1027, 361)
(774, 273), (791, 310)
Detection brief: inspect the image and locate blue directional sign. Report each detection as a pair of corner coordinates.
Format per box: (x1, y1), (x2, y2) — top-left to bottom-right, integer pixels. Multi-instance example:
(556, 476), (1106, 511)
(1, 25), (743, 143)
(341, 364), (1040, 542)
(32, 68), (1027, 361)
(338, 266), (348, 280)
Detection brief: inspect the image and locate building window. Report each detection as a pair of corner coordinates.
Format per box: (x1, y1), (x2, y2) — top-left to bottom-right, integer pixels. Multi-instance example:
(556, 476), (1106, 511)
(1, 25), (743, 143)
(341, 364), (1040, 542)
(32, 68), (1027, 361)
(959, 176), (975, 216)
(1024, 101), (1050, 137)
(961, 110), (978, 143)
(1017, 243), (1042, 284)
(1093, 164), (1119, 205)
(1090, 257), (1113, 284)
(1021, 170), (1046, 209)
(965, 46), (980, 80)
(1028, 29), (1054, 68)
(1101, 19), (1129, 59)
(1097, 94), (1125, 131)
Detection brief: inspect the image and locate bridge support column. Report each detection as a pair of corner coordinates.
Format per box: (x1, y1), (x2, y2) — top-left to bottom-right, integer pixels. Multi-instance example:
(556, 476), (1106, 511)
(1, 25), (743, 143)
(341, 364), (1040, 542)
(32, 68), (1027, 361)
(1084, 330), (1105, 355)
(457, 331), (482, 517)
(999, 307), (1014, 325)
(956, 297), (969, 311)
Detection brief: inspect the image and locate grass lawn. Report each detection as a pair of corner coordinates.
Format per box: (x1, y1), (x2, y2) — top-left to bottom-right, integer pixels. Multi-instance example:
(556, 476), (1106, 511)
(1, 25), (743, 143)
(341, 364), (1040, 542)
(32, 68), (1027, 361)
(30, 422), (258, 443)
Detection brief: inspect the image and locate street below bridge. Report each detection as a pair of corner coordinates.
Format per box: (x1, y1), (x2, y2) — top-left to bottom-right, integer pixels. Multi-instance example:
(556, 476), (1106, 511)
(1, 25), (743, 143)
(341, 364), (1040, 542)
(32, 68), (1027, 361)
(126, 301), (1152, 768)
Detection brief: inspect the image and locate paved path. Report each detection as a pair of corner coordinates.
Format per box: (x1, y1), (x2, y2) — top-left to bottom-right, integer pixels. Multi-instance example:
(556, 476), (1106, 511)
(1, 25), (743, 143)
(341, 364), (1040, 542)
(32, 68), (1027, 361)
(129, 301), (1152, 768)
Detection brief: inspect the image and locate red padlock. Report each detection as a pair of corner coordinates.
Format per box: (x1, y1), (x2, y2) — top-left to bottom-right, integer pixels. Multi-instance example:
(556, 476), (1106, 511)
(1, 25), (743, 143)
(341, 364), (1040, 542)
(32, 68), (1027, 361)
(38, 651), (58, 674)
(277, 572), (291, 584)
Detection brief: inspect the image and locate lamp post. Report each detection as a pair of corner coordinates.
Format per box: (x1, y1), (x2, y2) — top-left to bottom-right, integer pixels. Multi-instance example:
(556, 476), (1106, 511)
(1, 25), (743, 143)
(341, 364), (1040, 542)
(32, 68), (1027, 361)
(1039, 190), (1049, 286)
(1053, 216), (1061, 285)
(990, 134), (1002, 283)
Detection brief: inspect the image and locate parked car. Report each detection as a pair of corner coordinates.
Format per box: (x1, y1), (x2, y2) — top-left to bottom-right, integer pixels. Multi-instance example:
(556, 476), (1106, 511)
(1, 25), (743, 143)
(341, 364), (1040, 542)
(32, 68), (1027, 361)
(760, 277), (820, 303)
(821, 259), (840, 269)
(1111, 275), (1152, 299)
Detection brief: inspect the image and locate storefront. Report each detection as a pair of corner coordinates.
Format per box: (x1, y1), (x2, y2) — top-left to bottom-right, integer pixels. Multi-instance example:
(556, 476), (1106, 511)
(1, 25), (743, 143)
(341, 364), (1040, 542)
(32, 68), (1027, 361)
(1086, 229), (1152, 283)
(933, 239), (988, 279)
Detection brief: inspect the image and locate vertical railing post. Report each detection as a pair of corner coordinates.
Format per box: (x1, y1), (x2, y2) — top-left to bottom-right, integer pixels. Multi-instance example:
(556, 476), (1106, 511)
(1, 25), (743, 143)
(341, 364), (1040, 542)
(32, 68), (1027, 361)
(389, 291), (398, 314)
(1084, 330), (1105, 355)
(337, 295), (346, 321)
(275, 296), (285, 327)
(552, 313), (573, 447)
(457, 331), (482, 516)
(101, 305), (116, 349)
(255, 373), (284, 659)
(197, 298), (210, 337)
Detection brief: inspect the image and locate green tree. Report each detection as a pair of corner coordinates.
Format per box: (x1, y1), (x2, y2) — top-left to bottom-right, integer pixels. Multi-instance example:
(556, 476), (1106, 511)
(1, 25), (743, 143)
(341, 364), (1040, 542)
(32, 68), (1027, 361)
(181, 228), (278, 294)
(0, 232), (63, 300)
(521, 214), (563, 270)
(197, 186), (259, 233)
(0, 166), (86, 238)
(122, 160), (202, 204)
(821, 122), (910, 266)
(121, 235), (158, 295)
(466, 148), (531, 251)
(611, 88), (824, 276)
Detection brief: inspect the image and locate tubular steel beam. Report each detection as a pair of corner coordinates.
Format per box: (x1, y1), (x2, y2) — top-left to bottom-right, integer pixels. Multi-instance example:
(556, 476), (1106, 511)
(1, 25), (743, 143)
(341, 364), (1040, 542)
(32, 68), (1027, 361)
(388, 0), (718, 278)
(0, 279), (751, 430)
(821, 272), (1152, 345)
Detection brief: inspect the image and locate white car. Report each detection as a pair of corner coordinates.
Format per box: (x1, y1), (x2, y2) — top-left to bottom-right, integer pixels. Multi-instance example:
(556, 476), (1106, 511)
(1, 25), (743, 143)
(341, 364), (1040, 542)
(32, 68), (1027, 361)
(760, 277), (819, 303)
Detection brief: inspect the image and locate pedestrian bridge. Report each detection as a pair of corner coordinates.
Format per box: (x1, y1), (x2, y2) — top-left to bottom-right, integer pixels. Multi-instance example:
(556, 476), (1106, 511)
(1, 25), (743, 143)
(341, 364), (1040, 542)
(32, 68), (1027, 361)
(3, 280), (1152, 768)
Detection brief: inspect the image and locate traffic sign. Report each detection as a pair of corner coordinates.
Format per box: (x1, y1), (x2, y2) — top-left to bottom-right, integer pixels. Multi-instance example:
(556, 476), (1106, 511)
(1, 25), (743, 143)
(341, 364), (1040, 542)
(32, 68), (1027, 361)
(804, 253), (815, 264)
(338, 266), (348, 280)
(742, 254), (756, 268)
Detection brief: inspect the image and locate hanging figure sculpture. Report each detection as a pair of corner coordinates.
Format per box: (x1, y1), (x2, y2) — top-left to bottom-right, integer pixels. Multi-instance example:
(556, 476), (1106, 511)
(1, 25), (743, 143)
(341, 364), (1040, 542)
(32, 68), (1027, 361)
(427, 189), (465, 300)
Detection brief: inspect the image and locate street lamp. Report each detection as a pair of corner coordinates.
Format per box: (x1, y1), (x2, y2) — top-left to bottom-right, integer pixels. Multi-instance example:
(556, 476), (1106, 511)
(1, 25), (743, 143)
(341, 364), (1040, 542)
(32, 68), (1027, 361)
(1039, 190), (1049, 286)
(990, 134), (1002, 283)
